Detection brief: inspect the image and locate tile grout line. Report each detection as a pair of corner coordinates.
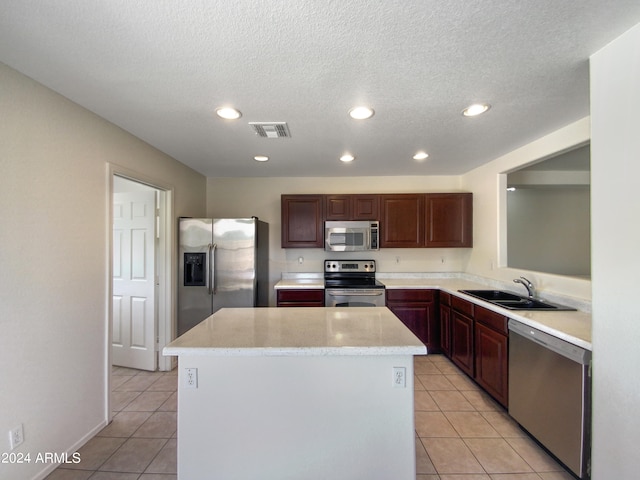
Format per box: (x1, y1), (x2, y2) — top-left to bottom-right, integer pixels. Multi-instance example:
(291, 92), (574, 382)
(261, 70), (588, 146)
(414, 355), (567, 479)
(96, 370), (175, 476)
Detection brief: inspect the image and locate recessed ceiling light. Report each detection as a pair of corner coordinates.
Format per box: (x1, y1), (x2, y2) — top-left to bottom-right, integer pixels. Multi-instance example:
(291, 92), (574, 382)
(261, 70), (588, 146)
(254, 155), (269, 162)
(348, 106), (375, 120)
(413, 151), (429, 161)
(215, 107), (242, 120)
(340, 154), (355, 162)
(462, 103), (490, 117)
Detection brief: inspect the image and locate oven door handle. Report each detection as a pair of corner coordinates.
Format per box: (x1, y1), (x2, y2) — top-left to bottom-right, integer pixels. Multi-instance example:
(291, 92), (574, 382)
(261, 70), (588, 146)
(327, 290), (385, 296)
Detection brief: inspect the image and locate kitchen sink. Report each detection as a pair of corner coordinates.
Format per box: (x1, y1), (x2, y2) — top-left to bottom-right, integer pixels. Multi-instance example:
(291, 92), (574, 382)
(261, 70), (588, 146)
(458, 290), (522, 302)
(459, 290), (576, 311)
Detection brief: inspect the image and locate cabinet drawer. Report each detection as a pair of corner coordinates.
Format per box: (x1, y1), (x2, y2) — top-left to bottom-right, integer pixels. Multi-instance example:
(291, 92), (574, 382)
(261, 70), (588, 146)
(440, 291), (451, 306)
(475, 305), (508, 335)
(277, 289), (324, 303)
(386, 289), (435, 303)
(451, 295), (474, 317)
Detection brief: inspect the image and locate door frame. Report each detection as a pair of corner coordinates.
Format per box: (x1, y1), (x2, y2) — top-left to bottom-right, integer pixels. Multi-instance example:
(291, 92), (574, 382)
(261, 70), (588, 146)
(106, 163), (175, 420)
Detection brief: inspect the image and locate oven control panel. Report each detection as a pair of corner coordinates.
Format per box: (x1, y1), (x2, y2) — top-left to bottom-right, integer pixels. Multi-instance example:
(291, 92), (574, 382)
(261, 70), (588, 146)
(324, 260), (376, 273)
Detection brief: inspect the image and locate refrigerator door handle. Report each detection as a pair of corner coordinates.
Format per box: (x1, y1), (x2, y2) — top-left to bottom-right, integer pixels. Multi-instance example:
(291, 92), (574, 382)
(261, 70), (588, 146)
(209, 243), (217, 295)
(207, 244), (213, 294)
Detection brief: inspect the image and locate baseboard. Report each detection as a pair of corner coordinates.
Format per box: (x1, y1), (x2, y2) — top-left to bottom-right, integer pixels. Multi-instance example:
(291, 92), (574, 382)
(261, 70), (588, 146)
(31, 419), (108, 480)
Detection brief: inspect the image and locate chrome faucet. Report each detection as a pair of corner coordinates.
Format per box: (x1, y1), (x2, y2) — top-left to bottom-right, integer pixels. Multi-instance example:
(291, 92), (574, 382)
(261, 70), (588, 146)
(513, 276), (535, 299)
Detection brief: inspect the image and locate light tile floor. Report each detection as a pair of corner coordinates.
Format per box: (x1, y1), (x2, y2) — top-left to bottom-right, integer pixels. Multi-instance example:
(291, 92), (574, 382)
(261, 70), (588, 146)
(414, 354), (575, 480)
(46, 366), (178, 480)
(47, 355), (575, 479)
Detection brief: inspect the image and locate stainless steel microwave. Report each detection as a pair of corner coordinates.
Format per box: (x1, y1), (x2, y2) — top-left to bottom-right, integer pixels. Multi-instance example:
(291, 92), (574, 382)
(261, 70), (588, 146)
(325, 221), (379, 252)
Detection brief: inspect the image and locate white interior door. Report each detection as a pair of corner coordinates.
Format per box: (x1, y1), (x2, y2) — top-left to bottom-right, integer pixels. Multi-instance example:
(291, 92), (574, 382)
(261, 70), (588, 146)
(112, 191), (157, 371)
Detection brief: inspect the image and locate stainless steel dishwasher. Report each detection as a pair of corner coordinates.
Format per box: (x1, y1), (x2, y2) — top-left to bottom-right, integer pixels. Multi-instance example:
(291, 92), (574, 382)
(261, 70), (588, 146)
(508, 319), (591, 479)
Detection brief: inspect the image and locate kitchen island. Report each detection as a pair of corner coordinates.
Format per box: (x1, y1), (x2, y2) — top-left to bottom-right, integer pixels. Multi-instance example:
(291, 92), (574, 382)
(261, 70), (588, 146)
(163, 307), (426, 480)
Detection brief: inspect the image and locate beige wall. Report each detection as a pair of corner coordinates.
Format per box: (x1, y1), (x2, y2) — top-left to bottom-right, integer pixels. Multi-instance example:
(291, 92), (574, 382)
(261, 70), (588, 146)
(461, 117), (592, 301)
(0, 63), (206, 479)
(590, 21), (640, 478)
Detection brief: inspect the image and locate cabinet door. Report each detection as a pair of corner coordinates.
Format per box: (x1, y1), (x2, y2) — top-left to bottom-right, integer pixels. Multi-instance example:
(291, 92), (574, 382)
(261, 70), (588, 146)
(325, 194), (380, 221)
(388, 304), (430, 344)
(352, 195), (379, 220)
(474, 322), (508, 407)
(281, 195), (324, 248)
(451, 311), (474, 377)
(425, 193), (472, 247)
(386, 289), (437, 351)
(325, 195), (352, 220)
(380, 194), (425, 248)
(440, 305), (452, 358)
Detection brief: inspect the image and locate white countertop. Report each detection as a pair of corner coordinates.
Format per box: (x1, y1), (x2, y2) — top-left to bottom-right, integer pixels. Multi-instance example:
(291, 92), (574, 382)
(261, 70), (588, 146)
(385, 277), (592, 350)
(274, 273), (592, 350)
(163, 307), (427, 357)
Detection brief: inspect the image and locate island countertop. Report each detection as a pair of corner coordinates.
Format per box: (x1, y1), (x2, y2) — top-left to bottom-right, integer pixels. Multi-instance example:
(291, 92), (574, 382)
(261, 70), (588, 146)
(163, 306), (427, 357)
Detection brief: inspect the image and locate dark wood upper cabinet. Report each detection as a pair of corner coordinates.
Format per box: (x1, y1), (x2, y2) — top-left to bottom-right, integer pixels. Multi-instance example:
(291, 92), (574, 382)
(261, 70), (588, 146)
(325, 195), (352, 220)
(325, 194), (380, 221)
(281, 195), (324, 248)
(282, 192), (472, 249)
(425, 193), (473, 247)
(352, 195), (379, 220)
(380, 194), (425, 248)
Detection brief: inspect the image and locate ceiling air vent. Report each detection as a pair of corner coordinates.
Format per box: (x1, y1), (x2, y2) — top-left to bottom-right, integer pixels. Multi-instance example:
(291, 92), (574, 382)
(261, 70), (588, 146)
(249, 122), (291, 138)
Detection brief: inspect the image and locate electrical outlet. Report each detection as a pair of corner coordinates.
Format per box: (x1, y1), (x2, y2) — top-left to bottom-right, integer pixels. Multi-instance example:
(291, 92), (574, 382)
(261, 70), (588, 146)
(9, 424), (24, 450)
(185, 368), (198, 388)
(392, 367), (406, 388)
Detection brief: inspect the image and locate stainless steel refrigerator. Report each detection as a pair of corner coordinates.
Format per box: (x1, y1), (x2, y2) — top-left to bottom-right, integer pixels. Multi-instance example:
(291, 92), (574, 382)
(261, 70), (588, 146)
(178, 217), (269, 336)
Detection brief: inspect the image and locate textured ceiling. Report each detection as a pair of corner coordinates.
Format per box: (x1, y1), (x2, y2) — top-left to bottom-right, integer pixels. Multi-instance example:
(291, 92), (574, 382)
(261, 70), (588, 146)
(2, 1), (640, 177)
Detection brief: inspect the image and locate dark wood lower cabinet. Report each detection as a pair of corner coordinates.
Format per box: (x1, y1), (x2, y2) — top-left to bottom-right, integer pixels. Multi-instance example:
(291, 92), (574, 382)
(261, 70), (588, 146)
(439, 305), (452, 357)
(475, 322), (508, 407)
(276, 289), (325, 307)
(451, 310), (474, 377)
(474, 305), (508, 407)
(444, 296), (508, 407)
(386, 289), (438, 352)
(439, 292), (452, 357)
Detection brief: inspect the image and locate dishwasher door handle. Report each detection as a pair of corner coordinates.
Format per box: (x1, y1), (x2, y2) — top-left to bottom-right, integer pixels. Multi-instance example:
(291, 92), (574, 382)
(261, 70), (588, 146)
(508, 319), (591, 365)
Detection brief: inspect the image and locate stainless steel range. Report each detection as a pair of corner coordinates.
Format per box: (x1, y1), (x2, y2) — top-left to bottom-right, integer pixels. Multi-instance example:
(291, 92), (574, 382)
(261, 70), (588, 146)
(324, 259), (385, 307)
